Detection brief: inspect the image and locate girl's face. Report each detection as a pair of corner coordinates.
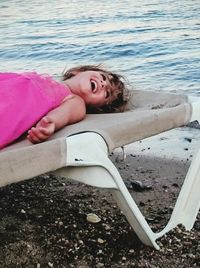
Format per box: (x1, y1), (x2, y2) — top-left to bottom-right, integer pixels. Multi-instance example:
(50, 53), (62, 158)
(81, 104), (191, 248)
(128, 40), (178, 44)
(65, 71), (115, 106)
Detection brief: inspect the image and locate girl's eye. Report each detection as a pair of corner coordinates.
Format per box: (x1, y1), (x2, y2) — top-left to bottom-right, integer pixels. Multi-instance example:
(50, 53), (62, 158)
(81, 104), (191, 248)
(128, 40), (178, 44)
(105, 90), (110, 99)
(101, 74), (106, 81)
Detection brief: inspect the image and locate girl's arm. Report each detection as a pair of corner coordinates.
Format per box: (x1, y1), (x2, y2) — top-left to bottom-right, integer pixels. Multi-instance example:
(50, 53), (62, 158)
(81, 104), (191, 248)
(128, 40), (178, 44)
(27, 95), (86, 144)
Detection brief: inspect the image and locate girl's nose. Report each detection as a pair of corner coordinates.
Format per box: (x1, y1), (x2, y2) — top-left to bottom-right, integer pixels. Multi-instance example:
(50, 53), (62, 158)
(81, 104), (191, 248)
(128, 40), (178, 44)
(100, 80), (106, 89)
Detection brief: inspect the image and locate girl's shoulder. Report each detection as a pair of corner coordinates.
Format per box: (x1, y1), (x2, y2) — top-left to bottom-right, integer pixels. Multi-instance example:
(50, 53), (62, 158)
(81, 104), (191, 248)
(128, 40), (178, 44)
(62, 93), (85, 104)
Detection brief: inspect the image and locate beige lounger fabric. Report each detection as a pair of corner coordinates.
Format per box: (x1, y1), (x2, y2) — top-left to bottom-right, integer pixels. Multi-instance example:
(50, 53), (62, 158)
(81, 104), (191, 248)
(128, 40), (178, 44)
(0, 90), (192, 187)
(44, 90), (192, 151)
(0, 138), (66, 187)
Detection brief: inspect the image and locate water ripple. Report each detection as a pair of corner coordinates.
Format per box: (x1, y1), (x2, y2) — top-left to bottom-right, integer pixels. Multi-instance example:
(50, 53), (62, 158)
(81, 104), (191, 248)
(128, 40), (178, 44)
(0, 0), (199, 95)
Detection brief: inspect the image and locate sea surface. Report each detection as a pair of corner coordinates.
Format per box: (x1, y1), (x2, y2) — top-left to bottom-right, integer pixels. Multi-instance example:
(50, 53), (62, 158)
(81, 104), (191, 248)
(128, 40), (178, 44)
(0, 0), (199, 96)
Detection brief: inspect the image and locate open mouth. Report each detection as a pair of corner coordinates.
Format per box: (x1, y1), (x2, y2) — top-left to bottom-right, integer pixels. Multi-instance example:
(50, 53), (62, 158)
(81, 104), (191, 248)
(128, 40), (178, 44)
(91, 80), (98, 93)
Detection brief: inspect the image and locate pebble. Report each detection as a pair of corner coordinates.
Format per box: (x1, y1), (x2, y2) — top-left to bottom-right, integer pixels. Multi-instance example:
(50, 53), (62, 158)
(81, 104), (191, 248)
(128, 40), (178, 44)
(96, 263), (104, 268)
(20, 209), (26, 214)
(97, 238), (105, 244)
(102, 223), (111, 230)
(183, 241), (192, 246)
(167, 248), (173, 252)
(48, 262), (53, 267)
(79, 240), (84, 245)
(188, 253), (196, 259)
(87, 213), (101, 223)
(184, 137), (192, 143)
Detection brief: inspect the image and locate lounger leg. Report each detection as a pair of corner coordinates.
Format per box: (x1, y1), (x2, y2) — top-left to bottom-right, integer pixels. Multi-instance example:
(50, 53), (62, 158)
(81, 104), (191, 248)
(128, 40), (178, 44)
(56, 133), (159, 249)
(109, 186), (160, 249)
(55, 132), (200, 248)
(156, 148), (200, 238)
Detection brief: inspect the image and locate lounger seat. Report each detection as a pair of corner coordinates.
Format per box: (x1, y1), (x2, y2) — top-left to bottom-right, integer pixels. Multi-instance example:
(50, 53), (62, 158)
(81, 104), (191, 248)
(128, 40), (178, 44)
(0, 89), (200, 249)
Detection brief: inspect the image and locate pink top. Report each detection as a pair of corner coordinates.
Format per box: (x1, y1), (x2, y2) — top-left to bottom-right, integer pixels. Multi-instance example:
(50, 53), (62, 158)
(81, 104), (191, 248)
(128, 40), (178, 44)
(0, 72), (71, 149)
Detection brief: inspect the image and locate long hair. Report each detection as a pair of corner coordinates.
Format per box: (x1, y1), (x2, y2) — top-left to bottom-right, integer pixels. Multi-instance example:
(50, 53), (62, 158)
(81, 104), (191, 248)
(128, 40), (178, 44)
(63, 64), (129, 113)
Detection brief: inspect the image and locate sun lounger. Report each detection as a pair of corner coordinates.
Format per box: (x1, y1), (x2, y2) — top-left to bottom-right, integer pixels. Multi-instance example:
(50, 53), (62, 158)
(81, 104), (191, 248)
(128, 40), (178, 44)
(1, 89), (200, 249)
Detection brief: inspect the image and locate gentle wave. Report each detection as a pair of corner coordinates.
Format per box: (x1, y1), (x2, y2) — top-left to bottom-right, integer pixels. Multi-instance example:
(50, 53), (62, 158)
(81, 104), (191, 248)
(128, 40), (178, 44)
(0, 0), (199, 95)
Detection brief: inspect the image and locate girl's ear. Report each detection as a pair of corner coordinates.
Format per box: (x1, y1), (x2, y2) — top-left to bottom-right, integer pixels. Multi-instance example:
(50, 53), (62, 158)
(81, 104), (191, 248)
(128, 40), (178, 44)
(63, 67), (82, 80)
(65, 70), (80, 80)
(70, 70), (80, 76)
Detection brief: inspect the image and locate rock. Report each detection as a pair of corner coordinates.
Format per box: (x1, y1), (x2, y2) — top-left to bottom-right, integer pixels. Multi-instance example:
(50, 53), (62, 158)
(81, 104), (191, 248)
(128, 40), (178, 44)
(97, 238), (105, 244)
(96, 263), (104, 268)
(184, 137), (192, 143)
(20, 209), (26, 214)
(186, 120), (200, 129)
(86, 213), (101, 223)
(125, 180), (152, 191)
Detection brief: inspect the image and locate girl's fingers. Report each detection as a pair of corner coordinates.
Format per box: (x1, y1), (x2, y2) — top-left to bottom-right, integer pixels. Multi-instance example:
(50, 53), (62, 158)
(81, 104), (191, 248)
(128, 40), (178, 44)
(27, 119), (55, 143)
(27, 131), (41, 143)
(27, 132), (41, 143)
(33, 127), (51, 137)
(27, 127), (49, 143)
(38, 126), (52, 136)
(37, 118), (55, 132)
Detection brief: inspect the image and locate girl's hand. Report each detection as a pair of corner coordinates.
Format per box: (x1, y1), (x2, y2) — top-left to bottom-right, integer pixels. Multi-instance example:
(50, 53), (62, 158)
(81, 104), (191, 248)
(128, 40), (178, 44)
(27, 116), (56, 144)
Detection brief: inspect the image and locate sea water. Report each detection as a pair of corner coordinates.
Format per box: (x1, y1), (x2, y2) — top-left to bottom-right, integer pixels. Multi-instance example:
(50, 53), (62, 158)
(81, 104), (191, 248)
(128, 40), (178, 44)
(0, 0), (199, 96)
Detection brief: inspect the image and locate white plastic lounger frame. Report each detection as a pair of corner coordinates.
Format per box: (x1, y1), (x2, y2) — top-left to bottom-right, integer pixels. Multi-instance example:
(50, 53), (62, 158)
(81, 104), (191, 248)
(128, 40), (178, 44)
(1, 90), (200, 249)
(57, 129), (200, 250)
(56, 100), (200, 250)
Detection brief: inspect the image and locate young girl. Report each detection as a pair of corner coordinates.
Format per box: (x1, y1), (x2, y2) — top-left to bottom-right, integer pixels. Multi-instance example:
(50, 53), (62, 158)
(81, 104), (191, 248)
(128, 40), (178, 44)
(0, 65), (128, 149)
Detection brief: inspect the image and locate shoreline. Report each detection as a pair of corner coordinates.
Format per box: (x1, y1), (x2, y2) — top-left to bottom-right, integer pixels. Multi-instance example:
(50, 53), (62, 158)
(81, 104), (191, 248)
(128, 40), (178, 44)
(115, 126), (200, 162)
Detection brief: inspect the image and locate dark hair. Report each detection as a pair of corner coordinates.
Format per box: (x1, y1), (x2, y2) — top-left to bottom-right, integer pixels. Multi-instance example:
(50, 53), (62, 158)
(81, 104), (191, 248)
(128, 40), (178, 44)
(62, 64), (129, 113)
